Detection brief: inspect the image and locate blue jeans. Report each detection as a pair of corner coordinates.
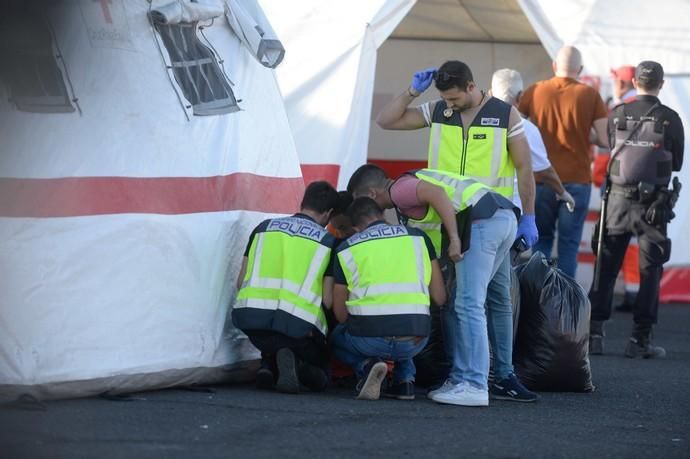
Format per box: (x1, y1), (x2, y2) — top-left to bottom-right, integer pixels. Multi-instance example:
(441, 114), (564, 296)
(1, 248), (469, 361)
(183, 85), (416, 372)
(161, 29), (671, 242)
(330, 324), (428, 383)
(533, 183), (592, 278)
(443, 209), (517, 390)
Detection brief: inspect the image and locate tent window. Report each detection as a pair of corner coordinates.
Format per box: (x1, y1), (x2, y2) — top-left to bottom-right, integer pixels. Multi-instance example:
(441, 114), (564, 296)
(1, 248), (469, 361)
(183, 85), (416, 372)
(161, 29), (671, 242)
(154, 22), (238, 116)
(0, 10), (75, 113)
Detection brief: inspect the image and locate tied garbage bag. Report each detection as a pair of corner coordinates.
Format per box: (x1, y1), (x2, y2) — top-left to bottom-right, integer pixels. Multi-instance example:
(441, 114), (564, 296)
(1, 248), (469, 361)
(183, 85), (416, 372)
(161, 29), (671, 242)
(414, 305), (450, 388)
(513, 252), (594, 392)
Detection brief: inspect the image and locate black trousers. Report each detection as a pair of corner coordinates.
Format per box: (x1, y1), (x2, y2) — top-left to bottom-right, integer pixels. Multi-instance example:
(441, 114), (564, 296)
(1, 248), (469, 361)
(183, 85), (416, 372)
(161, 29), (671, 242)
(589, 192), (671, 328)
(244, 330), (329, 369)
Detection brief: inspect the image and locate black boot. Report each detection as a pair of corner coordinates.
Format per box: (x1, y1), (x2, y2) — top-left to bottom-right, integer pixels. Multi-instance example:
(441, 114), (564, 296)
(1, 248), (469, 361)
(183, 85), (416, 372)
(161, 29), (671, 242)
(256, 355), (277, 390)
(298, 362), (329, 392)
(275, 348), (300, 393)
(624, 325), (666, 359)
(589, 320), (605, 355)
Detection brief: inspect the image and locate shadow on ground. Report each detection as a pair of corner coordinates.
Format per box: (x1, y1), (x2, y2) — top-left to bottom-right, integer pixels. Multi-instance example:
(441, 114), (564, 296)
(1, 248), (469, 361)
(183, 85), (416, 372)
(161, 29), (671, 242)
(2, 305), (689, 459)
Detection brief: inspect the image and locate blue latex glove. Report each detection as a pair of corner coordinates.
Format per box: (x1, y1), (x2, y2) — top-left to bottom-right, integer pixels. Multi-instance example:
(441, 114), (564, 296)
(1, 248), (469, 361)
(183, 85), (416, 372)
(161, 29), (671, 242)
(516, 214), (539, 249)
(410, 67), (437, 94)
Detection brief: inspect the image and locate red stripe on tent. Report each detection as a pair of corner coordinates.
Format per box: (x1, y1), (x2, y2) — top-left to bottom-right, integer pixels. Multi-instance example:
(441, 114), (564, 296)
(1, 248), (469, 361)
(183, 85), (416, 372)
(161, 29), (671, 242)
(300, 164), (340, 188)
(578, 252), (596, 264)
(586, 210), (599, 222)
(660, 267), (690, 303)
(0, 174), (304, 218)
(368, 159), (426, 179)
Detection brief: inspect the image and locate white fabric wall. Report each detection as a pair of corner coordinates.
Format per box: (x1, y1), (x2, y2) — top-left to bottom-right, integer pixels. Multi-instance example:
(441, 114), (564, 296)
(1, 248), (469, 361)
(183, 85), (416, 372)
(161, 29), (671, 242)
(262, 0), (415, 188)
(0, 0), (300, 395)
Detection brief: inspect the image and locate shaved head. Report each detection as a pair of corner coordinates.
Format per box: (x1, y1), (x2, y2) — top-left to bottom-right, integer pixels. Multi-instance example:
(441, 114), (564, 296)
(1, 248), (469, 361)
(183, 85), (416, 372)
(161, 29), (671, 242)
(554, 46), (583, 77)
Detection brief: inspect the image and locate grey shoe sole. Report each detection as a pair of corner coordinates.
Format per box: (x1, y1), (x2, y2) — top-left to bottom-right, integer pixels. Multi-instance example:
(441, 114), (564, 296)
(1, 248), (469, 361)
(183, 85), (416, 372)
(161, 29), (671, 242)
(382, 389), (415, 401)
(275, 349), (299, 394)
(490, 393), (539, 403)
(356, 362), (387, 401)
(624, 342), (667, 359)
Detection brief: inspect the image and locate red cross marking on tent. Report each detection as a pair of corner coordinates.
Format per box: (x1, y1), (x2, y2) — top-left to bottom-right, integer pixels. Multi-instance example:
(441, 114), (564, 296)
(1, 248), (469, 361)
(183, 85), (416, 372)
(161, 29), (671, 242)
(95, 0), (113, 24)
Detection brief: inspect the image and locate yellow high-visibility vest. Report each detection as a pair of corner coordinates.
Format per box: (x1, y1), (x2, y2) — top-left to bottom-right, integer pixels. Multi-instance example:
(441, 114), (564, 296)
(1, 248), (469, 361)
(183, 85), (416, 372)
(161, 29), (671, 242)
(402, 169), (492, 255)
(427, 96), (515, 198)
(337, 222), (432, 336)
(233, 215), (332, 337)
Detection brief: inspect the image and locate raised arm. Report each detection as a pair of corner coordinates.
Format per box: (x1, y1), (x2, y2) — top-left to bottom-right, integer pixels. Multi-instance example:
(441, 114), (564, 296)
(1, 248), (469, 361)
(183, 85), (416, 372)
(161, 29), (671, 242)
(376, 90), (428, 130)
(376, 67), (436, 130)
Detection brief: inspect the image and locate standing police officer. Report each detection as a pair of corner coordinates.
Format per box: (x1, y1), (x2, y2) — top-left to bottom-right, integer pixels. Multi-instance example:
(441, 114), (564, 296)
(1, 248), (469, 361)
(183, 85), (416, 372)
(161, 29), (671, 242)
(589, 61), (684, 358)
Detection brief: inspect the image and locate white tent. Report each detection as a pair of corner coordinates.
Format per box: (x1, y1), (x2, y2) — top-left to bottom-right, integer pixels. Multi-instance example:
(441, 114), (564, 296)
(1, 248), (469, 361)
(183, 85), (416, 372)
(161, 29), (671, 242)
(2, 0), (688, 402)
(368, 0), (690, 300)
(0, 0), (410, 401)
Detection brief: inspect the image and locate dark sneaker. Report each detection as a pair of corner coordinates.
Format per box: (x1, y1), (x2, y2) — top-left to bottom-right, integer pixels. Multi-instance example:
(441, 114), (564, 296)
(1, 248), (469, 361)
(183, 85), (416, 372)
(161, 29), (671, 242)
(625, 337), (666, 359)
(589, 334), (604, 355)
(275, 348), (299, 394)
(255, 365), (276, 390)
(356, 360), (387, 401)
(298, 363), (328, 392)
(382, 381), (415, 400)
(490, 374), (539, 403)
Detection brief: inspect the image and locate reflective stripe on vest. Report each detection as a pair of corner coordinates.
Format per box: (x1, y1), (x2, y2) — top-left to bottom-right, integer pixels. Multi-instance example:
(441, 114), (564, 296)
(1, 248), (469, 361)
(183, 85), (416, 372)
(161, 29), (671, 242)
(405, 169), (491, 254)
(338, 224), (431, 321)
(236, 219), (330, 335)
(427, 98), (515, 198)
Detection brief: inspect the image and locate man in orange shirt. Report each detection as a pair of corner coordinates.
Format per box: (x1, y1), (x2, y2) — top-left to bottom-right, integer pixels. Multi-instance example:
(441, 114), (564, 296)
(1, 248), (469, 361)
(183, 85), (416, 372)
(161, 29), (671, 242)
(519, 46), (609, 277)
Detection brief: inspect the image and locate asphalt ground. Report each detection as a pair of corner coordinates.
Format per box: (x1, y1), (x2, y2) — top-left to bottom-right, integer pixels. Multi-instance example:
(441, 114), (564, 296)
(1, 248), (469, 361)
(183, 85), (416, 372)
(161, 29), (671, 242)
(2, 304), (689, 459)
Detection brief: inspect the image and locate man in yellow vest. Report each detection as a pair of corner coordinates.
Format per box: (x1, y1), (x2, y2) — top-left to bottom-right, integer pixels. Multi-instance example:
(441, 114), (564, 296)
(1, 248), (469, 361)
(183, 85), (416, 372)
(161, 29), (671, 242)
(233, 181), (339, 394)
(330, 197), (446, 400)
(348, 165), (538, 406)
(375, 60), (538, 249)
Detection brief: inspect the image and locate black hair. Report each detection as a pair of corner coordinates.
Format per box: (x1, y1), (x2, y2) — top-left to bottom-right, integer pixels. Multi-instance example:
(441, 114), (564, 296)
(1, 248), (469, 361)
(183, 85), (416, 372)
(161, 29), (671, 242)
(347, 197), (383, 228)
(435, 60), (474, 92)
(346, 164), (389, 196)
(332, 191), (353, 217)
(300, 181), (339, 214)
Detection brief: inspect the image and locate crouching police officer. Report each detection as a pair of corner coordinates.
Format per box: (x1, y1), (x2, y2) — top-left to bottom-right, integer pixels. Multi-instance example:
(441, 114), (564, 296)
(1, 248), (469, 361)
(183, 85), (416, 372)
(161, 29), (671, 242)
(589, 61), (684, 358)
(330, 197), (446, 401)
(233, 181), (339, 392)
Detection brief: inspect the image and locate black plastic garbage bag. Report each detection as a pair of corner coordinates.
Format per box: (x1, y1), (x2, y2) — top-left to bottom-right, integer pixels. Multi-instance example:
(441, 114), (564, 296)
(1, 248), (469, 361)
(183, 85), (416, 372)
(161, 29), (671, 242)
(513, 252), (594, 392)
(414, 305), (450, 388)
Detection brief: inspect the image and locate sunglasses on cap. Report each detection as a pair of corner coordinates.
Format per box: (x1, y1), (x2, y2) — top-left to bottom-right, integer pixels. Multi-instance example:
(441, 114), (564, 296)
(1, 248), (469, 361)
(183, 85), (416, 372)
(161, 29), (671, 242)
(433, 71), (461, 83)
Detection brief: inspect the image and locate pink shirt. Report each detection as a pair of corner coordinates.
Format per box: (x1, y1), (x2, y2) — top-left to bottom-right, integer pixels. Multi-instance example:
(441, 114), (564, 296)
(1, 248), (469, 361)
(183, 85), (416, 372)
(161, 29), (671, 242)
(389, 175), (428, 220)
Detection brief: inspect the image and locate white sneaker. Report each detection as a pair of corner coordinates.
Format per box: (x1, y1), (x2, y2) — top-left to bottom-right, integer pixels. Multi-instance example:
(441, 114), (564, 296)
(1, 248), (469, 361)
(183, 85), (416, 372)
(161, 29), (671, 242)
(431, 381), (489, 407)
(426, 379), (454, 400)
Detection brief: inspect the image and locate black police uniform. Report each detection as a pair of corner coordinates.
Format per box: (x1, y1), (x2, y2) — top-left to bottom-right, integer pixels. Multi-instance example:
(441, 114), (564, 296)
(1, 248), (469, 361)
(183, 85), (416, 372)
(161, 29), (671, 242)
(589, 95), (684, 341)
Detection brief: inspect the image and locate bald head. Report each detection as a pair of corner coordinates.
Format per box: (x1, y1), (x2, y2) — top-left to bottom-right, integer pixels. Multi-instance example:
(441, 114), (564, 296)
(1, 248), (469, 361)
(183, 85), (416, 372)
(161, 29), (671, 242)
(553, 46), (583, 78)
